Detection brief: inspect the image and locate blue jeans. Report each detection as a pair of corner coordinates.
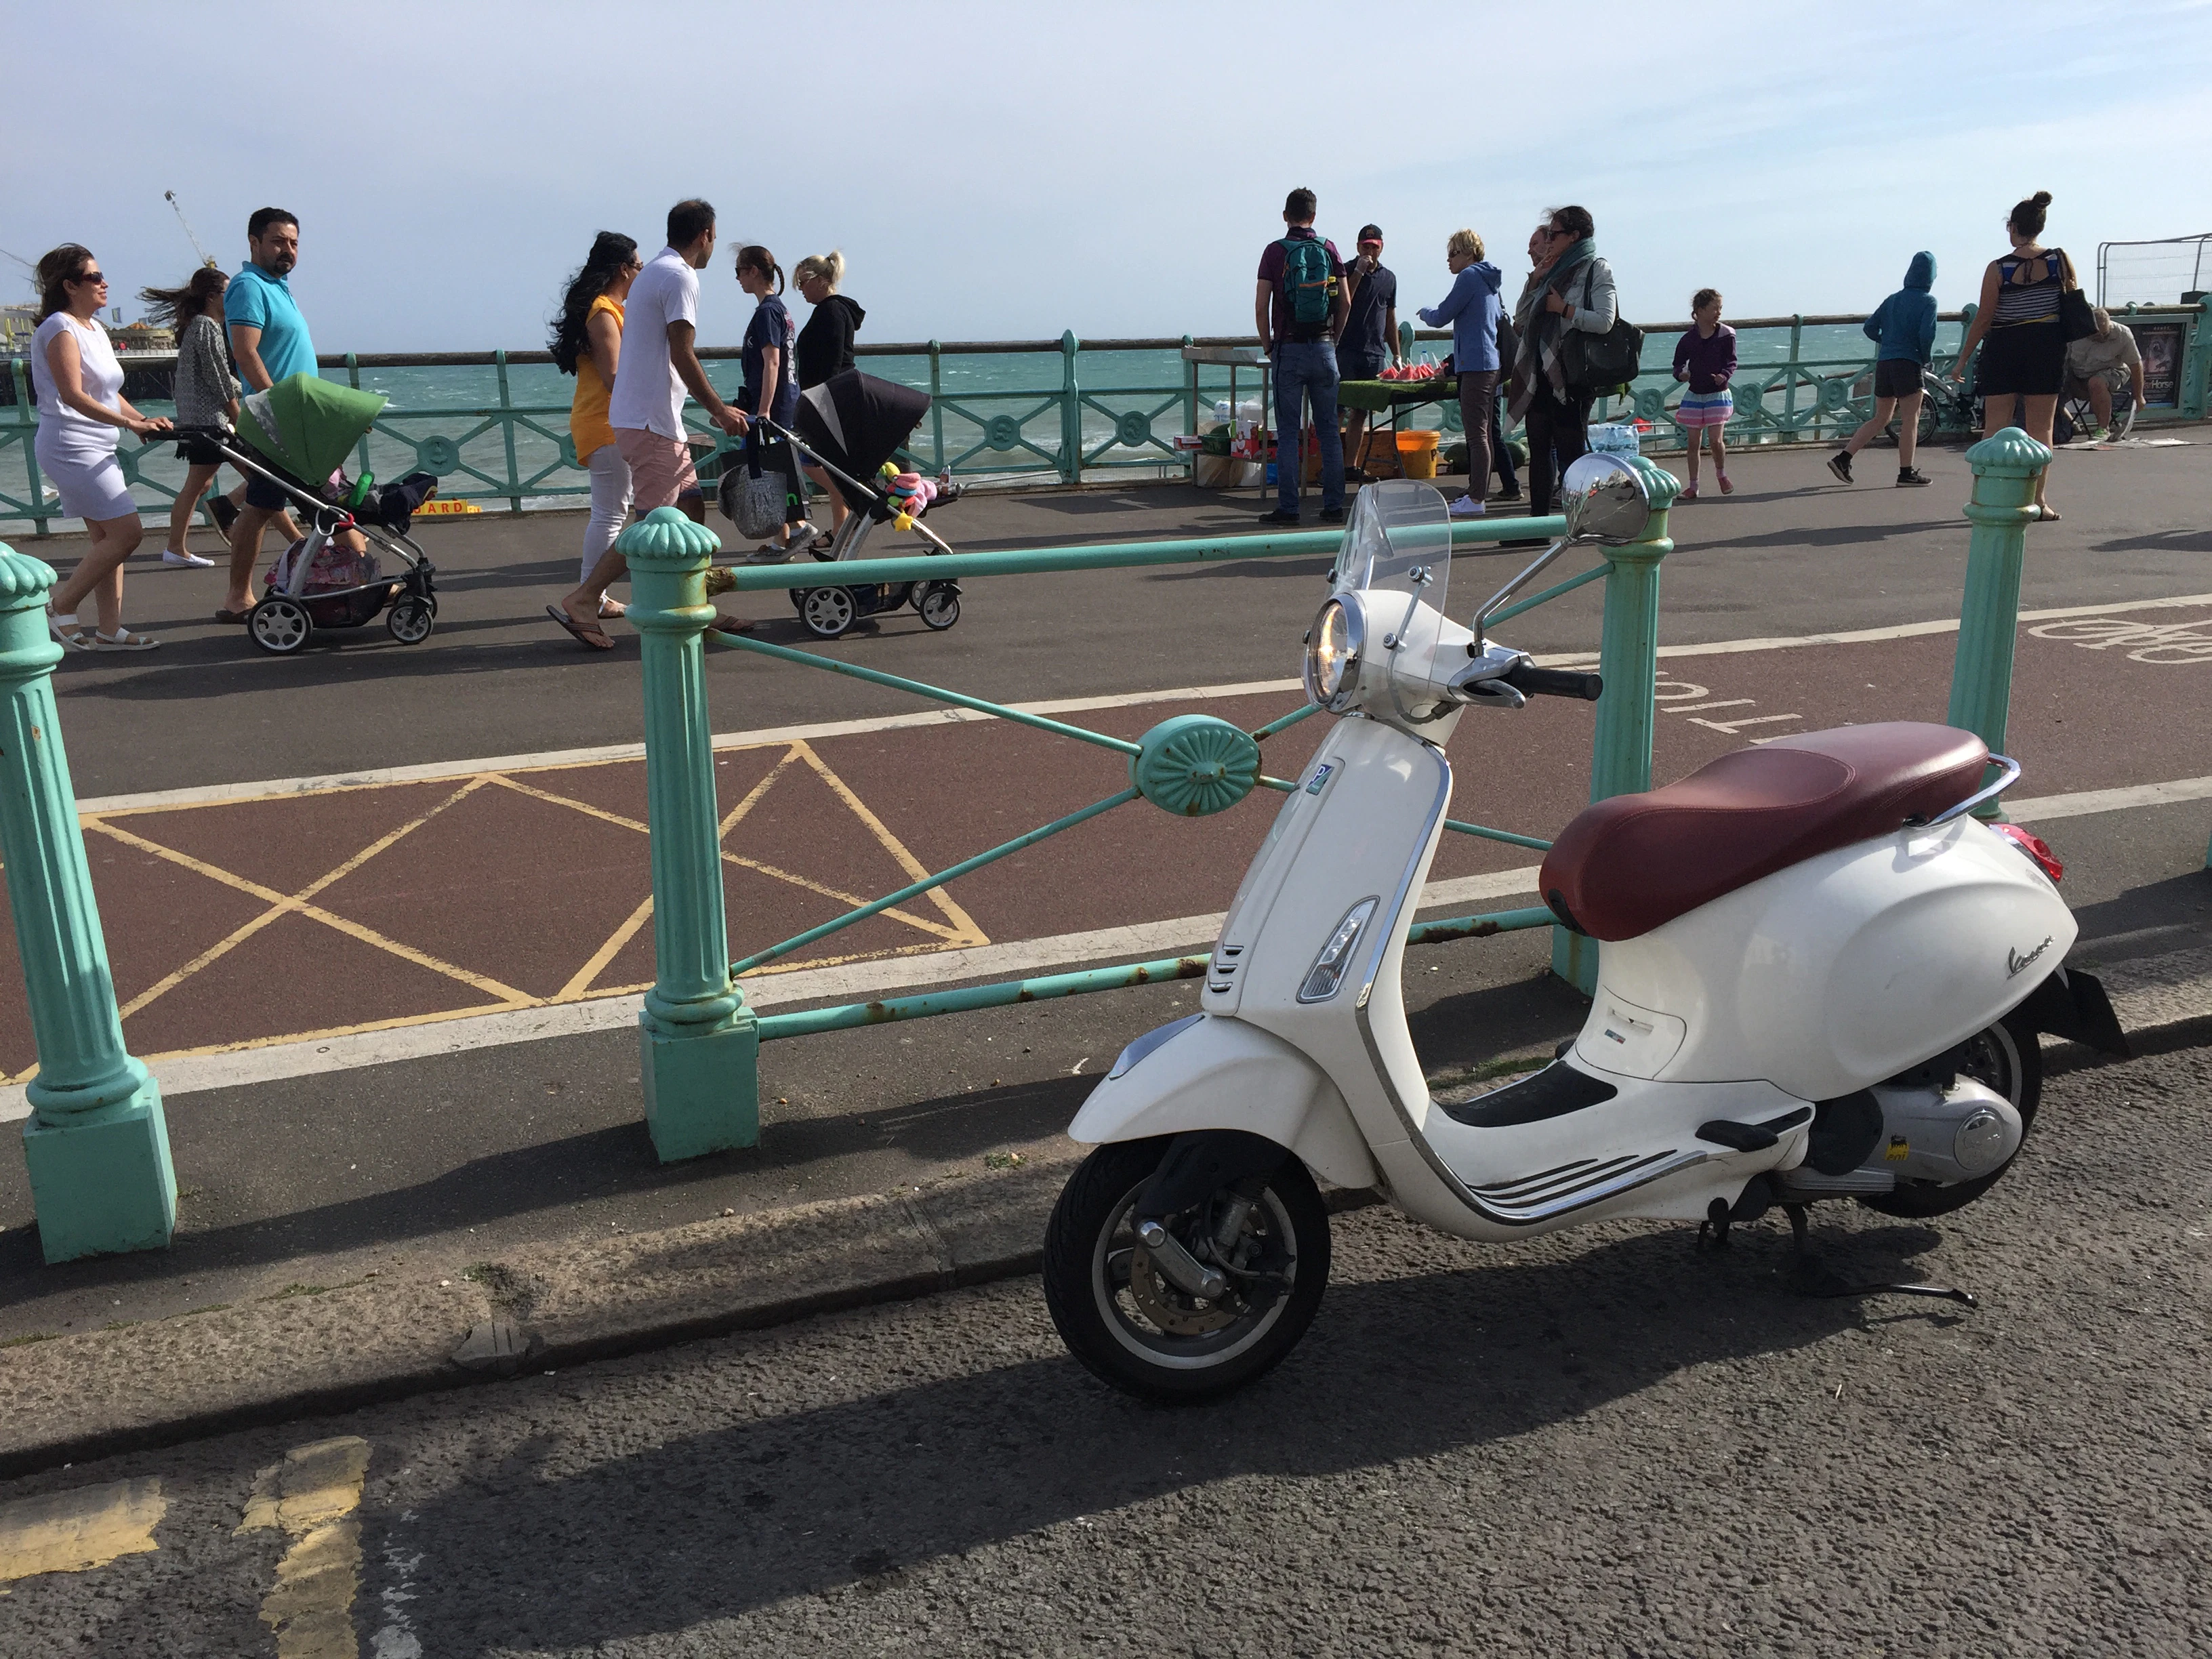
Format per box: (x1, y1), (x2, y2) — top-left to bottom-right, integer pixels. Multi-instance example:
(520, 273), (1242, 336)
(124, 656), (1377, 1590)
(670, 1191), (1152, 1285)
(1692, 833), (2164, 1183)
(1273, 340), (1343, 512)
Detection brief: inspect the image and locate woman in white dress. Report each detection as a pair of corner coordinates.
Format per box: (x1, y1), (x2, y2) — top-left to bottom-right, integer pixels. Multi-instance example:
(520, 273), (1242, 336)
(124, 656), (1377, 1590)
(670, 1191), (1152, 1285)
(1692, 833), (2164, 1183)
(32, 245), (171, 649)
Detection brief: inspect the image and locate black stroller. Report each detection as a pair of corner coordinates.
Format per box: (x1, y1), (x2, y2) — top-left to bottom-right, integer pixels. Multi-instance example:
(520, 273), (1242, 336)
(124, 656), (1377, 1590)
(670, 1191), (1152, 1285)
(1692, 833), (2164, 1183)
(722, 371), (963, 639)
(174, 374), (441, 655)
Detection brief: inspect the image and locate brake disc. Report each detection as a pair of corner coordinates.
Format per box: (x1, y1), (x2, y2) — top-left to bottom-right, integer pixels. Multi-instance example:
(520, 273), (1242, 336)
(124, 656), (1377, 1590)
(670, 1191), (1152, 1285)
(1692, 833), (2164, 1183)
(1126, 1243), (1240, 1336)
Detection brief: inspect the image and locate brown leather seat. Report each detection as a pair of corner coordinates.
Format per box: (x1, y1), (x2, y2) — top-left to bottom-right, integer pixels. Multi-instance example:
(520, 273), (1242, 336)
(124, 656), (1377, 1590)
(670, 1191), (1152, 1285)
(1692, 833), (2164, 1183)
(1539, 723), (1990, 941)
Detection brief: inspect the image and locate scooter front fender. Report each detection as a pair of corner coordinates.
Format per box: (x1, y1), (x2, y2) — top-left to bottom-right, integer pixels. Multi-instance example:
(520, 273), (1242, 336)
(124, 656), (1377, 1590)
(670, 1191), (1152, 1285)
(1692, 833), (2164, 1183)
(1068, 1015), (1376, 1192)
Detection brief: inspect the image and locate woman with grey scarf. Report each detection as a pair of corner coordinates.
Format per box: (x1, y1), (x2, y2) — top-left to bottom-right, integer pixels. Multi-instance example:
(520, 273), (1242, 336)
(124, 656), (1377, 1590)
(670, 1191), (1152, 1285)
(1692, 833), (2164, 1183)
(1507, 205), (1616, 525)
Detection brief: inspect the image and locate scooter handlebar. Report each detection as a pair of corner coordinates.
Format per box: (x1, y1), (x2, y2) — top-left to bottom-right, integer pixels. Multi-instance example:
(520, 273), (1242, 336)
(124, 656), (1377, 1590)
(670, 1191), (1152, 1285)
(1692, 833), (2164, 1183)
(1500, 663), (1603, 701)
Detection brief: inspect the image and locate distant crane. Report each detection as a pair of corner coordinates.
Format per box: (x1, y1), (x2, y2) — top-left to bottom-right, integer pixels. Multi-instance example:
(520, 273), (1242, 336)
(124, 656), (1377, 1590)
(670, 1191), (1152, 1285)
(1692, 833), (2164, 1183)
(165, 191), (219, 269)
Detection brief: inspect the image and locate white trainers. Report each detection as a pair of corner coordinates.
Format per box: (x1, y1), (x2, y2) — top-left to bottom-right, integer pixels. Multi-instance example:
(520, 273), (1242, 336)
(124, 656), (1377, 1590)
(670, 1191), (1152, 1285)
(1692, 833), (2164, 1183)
(1446, 494), (1486, 517)
(162, 549), (216, 568)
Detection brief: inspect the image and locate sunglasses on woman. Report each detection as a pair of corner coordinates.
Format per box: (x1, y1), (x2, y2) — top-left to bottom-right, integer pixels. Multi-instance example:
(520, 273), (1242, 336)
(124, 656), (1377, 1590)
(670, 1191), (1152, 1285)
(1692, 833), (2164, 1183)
(70, 270), (108, 285)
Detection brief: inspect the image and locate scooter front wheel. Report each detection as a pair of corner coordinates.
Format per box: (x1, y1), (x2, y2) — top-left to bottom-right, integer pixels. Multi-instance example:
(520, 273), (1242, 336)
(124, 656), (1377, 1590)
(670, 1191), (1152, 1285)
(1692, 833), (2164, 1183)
(1042, 1137), (1329, 1402)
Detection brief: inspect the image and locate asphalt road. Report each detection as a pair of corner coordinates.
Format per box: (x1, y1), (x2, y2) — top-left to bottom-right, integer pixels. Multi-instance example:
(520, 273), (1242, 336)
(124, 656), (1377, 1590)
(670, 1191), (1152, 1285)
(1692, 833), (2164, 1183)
(3, 1033), (2206, 1656)
(23, 436), (2212, 797)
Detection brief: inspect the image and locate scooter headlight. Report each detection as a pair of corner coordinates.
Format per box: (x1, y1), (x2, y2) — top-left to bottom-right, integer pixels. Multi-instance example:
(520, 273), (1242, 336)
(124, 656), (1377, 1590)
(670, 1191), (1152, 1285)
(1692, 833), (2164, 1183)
(1304, 595), (1364, 710)
(1298, 896), (1379, 1004)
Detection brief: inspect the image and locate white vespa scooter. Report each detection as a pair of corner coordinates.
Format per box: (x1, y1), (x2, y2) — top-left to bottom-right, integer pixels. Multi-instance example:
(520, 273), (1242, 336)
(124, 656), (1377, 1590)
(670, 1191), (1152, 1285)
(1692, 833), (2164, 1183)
(1042, 462), (2128, 1401)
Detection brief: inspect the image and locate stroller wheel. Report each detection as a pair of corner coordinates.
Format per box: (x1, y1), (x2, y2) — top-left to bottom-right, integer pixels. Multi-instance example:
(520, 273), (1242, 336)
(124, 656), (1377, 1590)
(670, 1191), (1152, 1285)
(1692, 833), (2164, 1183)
(247, 596), (312, 655)
(386, 595), (436, 644)
(800, 586), (858, 639)
(916, 582), (961, 631)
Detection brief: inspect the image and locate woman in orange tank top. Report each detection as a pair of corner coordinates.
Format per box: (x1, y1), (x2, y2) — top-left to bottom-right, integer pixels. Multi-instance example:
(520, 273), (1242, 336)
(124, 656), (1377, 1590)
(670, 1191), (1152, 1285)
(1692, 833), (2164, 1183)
(551, 232), (642, 613)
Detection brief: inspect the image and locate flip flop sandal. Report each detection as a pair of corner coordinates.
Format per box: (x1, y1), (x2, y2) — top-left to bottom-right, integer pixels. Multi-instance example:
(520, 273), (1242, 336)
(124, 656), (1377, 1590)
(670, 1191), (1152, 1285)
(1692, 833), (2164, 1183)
(708, 615), (756, 637)
(93, 628), (161, 652)
(597, 599), (628, 619)
(2034, 504), (2061, 523)
(47, 611), (94, 651)
(545, 603), (615, 651)
(213, 608), (253, 624)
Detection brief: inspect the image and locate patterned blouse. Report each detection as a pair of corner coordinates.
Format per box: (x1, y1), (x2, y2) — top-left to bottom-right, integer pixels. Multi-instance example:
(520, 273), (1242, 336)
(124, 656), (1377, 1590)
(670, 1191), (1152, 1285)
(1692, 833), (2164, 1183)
(173, 311), (239, 427)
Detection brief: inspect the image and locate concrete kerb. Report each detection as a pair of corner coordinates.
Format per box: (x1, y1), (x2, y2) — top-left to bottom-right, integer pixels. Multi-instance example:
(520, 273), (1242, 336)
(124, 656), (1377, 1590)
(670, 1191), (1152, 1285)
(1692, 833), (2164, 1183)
(1, 953), (2203, 1480)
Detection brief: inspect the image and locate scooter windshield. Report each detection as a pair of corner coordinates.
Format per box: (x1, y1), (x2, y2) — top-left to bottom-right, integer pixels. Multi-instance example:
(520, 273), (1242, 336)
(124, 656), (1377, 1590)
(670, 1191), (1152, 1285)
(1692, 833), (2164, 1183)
(1331, 480), (1454, 720)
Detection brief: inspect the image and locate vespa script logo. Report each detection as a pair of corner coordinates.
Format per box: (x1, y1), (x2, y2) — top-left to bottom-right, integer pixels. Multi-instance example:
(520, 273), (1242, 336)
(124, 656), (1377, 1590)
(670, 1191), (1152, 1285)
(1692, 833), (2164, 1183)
(2006, 935), (2054, 979)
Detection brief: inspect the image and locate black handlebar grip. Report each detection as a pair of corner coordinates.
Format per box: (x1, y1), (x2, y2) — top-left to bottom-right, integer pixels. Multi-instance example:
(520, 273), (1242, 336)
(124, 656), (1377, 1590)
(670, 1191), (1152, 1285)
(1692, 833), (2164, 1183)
(1502, 662), (1603, 701)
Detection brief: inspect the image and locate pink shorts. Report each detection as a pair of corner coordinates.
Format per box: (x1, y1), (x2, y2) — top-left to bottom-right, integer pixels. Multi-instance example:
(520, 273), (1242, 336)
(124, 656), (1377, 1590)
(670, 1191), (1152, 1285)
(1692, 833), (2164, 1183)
(615, 428), (699, 512)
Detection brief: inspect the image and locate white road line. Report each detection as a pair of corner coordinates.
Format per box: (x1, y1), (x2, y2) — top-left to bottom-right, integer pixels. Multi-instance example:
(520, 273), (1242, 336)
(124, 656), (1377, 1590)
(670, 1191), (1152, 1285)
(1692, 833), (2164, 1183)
(2010, 775), (2212, 822)
(0, 867), (1546, 1118)
(74, 679), (1307, 815)
(65, 591), (2212, 815)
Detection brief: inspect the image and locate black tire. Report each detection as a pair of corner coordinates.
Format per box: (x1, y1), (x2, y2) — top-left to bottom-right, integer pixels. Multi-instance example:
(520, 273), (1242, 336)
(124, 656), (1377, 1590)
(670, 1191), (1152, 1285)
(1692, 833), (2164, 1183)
(386, 594), (435, 644)
(246, 596), (312, 655)
(1041, 1137), (1330, 1402)
(916, 583), (960, 631)
(800, 586), (856, 638)
(1860, 1006), (2042, 1218)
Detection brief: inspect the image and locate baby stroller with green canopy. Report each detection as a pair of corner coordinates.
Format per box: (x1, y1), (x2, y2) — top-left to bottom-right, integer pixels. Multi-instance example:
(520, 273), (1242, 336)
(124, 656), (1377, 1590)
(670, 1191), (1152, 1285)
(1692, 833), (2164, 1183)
(174, 373), (441, 656)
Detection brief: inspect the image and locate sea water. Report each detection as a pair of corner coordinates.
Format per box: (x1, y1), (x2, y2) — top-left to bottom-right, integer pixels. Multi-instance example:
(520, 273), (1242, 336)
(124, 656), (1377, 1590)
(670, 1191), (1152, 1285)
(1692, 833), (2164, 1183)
(7, 320), (1954, 523)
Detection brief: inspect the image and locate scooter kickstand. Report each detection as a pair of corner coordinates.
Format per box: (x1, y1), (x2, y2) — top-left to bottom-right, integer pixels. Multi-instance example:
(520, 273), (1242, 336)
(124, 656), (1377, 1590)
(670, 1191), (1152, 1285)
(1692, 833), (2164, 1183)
(1697, 1197), (1732, 1251)
(1783, 1204), (1978, 1309)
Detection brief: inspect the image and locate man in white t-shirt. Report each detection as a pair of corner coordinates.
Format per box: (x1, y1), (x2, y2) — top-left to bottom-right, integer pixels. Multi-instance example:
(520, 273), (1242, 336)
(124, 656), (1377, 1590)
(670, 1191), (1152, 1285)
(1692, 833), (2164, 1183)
(553, 198), (750, 647)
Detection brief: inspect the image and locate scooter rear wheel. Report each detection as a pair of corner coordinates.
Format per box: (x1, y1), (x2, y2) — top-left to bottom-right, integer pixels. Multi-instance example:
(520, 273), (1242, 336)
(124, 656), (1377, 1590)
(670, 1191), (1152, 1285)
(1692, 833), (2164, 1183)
(1860, 1007), (2042, 1218)
(1042, 1136), (1329, 1401)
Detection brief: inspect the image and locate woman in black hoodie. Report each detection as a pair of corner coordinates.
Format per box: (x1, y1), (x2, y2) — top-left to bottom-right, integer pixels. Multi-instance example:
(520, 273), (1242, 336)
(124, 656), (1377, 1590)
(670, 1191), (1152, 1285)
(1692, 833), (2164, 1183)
(794, 251), (865, 535)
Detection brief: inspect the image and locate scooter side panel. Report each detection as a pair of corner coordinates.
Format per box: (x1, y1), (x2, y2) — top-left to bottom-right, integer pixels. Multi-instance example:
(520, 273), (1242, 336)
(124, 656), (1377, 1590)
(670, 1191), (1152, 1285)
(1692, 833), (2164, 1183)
(1065, 1015), (1378, 1191)
(1584, 817), (2074, 1100)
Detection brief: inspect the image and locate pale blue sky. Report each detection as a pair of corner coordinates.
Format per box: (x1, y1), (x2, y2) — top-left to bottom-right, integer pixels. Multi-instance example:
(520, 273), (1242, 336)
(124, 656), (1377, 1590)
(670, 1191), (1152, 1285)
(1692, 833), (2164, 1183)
(7, 0), (2208, 351)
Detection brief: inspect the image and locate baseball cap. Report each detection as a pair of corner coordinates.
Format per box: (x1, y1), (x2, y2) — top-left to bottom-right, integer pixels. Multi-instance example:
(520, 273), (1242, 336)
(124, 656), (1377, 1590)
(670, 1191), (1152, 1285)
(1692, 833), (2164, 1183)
(1357, 224), (1383, 246)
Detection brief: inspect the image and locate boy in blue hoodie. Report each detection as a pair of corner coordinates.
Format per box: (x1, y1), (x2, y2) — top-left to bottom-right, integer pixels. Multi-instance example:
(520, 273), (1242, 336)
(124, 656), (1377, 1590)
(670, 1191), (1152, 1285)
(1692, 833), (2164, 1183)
(1827, 251), (1937, 487)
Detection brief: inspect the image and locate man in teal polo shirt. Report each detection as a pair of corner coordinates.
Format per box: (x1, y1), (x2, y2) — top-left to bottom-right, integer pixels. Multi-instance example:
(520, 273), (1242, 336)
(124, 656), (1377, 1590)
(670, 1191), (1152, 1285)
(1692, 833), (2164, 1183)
(221, 207), (317, 618)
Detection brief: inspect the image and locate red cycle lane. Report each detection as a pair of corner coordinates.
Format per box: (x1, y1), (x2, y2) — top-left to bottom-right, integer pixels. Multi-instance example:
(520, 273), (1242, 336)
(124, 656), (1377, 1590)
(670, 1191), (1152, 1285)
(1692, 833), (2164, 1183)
(0, 603), (2203, 1078)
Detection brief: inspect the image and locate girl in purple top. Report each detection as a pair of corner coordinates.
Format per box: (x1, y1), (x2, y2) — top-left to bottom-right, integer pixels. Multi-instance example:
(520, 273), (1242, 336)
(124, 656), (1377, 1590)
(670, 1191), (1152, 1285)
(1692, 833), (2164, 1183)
(1671, 289), (1736, 500)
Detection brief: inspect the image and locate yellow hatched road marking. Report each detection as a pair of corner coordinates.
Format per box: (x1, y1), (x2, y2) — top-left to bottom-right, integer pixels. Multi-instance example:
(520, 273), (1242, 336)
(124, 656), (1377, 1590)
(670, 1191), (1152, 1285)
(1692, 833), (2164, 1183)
(86, 775), (533, 1019)
(3, 733), (997, 1075)
(792, 743), (988, 947)
(0, 1477), (165, 1583)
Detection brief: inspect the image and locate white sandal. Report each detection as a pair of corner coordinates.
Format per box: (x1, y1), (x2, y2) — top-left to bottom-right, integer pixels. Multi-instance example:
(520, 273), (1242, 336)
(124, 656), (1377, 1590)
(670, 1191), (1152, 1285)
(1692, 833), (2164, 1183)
(47, 611), (94, 651)
(92, 628), (161, 652)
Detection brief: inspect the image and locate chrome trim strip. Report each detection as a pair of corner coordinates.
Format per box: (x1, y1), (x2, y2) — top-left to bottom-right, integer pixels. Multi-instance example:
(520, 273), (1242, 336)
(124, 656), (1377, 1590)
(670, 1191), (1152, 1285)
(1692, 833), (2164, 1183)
(1475, 1149), (1710, 1225)
(1917, 754), (2022, 827)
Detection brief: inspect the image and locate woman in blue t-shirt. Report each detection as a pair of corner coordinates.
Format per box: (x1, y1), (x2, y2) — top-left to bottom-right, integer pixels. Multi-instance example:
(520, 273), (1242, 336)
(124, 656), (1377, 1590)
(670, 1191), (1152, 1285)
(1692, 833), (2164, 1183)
(735, 245), (813, 554)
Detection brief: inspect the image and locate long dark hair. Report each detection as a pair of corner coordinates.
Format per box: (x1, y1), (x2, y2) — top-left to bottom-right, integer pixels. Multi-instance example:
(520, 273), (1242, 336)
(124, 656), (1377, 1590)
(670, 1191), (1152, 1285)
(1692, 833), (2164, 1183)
(35, 244), (96, 321)
(139, 267), (228, 331)
(549, 232), (638, 375)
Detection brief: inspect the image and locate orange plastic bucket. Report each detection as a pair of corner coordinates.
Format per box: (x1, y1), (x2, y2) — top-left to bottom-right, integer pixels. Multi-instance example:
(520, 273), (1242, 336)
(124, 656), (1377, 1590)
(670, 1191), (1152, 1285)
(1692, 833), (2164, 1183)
(1395, 429), (1441, 479)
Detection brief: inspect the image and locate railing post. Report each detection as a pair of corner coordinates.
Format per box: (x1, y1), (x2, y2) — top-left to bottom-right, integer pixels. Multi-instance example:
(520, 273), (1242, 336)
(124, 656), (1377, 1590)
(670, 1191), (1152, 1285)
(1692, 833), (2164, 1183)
(494, 348), (521, 513)
(620, 506), (759, 1160)
(1060, 330), (1082, 485)
(2184, 299), (2211, 422)
(1945, 427), (2049, 819)
(345, 352), (372, 483)
(1782, 313), (1803, 440)
(1553, 456), (1679, 994)
(928, 340), (945, 474)
(0, 544), (176, 1261)
(13, 359), (49, 538)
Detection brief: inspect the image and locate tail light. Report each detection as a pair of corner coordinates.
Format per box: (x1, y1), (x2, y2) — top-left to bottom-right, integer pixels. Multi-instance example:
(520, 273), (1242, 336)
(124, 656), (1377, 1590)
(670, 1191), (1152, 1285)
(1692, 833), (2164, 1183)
(1991, 823), (2063, 883)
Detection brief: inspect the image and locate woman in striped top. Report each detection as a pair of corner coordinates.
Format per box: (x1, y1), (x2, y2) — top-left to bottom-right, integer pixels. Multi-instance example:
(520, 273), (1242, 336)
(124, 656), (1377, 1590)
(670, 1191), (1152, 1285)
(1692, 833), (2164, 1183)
(1951, 189), (2078, 520)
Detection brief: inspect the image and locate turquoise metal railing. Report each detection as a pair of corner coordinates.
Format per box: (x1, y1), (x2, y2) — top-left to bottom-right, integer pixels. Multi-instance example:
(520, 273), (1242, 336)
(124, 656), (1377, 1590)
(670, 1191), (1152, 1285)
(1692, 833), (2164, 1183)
(613, 480), (1675, 1161)
(0, 436), (2085, 1246)
(10, 304), (2203, 533)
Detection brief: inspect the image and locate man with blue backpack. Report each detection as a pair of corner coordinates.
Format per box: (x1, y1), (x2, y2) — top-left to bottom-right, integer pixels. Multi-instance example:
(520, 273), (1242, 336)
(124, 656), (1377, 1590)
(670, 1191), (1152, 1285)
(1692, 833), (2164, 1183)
(1254, 187), (1349, 525)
